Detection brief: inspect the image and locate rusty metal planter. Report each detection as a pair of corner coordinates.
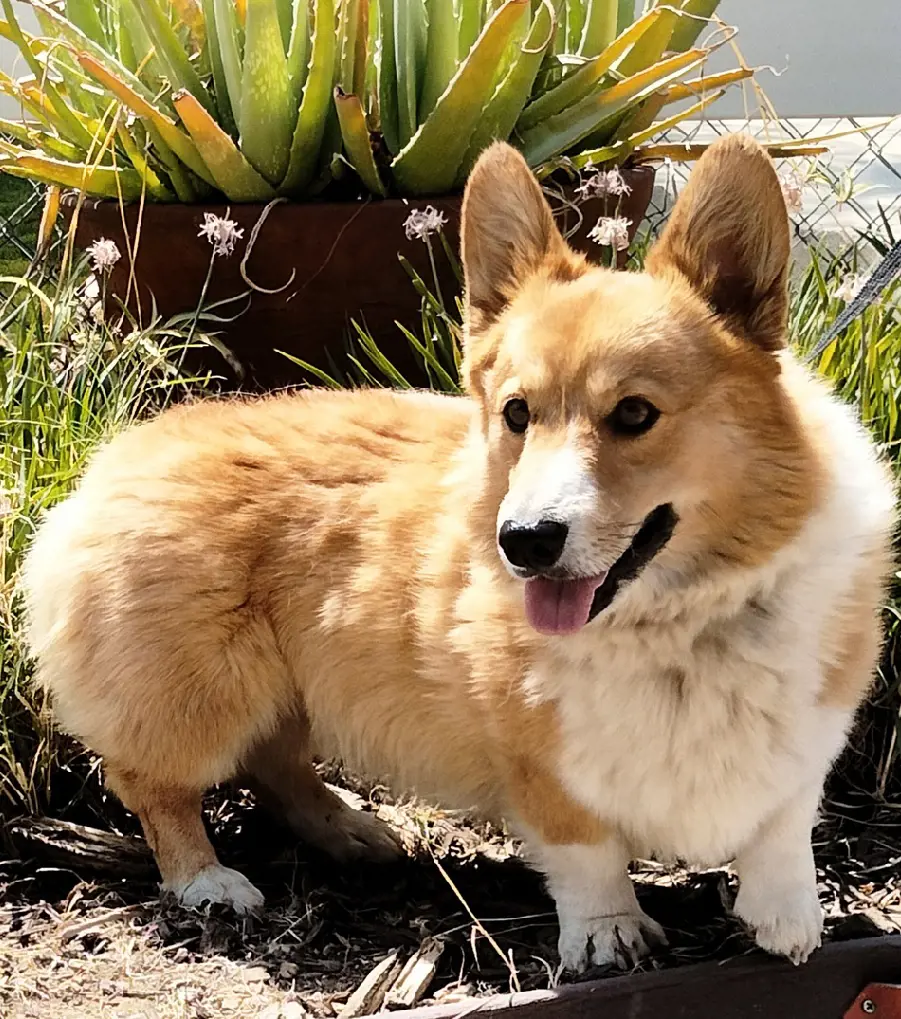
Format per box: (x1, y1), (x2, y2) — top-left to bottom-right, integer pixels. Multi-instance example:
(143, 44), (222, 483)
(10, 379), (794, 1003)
(401, 938), (901, 1019)
(66, 166), (655, 391)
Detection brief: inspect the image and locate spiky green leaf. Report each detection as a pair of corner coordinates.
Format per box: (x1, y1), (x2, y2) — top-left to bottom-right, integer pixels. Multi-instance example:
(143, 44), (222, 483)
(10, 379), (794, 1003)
(391, 0), (529, 195)
(132, 0), (215, 113)
(335, 86), (387, 195)
(239, 0), (294, 184)
(457, 0), (555, 182)
(518, 47), (706, 165)
(282, 0), (338, 194)
(517, 7), (664, 132)
(174, 89), (277, 200)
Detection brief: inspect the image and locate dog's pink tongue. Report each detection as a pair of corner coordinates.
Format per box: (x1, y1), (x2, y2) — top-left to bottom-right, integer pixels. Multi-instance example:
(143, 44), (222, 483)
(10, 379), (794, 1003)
(524, 576), (605, 635)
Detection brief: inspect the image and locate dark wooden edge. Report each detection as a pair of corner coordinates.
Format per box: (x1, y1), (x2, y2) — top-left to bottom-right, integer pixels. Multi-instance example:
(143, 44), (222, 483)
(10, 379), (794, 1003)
(402, 938), (901, 1019)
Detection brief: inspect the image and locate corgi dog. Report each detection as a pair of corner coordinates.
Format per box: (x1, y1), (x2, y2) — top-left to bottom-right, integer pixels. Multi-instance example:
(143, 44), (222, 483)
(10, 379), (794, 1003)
(24, 135), (895, 972)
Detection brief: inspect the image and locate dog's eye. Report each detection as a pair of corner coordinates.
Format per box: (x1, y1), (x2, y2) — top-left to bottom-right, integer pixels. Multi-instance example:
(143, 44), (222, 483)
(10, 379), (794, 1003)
(503, 398), (530, 434)
(609, 397), (659, 436)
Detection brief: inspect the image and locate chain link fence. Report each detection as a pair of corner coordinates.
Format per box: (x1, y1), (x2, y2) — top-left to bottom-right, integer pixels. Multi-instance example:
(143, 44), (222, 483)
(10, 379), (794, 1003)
(644, 117), (901, 263)
(0, 115), (899, 272)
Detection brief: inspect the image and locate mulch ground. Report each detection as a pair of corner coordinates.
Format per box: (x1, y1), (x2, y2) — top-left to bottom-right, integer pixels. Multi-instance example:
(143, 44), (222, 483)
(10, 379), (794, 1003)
(1, 769), (900, 1019)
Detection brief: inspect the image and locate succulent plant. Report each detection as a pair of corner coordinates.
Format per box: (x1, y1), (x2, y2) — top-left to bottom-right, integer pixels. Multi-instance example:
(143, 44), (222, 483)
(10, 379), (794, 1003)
(0, 0), (757, 201)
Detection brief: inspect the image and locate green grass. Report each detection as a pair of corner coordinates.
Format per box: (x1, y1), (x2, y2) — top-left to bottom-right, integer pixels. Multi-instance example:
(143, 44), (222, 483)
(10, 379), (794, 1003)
(0, 232), (899, 822)
(0, 260), (218, 815)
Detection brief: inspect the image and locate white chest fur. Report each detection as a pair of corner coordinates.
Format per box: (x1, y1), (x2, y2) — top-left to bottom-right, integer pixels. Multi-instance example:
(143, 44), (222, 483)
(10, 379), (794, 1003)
(534, 603), (851, 864)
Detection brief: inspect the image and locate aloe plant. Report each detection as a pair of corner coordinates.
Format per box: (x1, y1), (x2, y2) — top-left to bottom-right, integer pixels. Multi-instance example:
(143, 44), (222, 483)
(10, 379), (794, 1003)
(0, 0), (763, 201)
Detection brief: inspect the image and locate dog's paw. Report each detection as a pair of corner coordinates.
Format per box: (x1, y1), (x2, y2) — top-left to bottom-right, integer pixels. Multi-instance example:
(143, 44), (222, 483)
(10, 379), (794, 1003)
(734, 879), (823, 964)
(558, 910), (668, 973)
(170, 864), (265, 914)
(325, 804), (404, 863)
(290, 785), (405, 864)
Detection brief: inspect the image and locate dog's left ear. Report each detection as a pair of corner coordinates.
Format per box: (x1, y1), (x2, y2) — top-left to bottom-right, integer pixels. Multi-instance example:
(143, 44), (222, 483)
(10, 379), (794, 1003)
(461, 142), (578, 332)
(646, 134), (790, 351)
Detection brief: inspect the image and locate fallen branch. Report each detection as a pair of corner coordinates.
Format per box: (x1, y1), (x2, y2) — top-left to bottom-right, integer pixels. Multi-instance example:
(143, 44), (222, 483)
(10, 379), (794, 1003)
(6, 816), (156, 879)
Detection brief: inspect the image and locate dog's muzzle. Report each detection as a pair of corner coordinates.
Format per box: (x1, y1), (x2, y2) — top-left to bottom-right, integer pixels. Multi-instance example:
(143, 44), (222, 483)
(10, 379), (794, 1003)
(587, 503), (678, 621)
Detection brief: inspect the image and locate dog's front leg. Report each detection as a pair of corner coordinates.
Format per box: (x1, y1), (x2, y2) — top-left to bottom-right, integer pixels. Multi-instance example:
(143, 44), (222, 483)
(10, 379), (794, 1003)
(508, 761), (665, 972)
(733, 782), (823, 964)
(533, 838), (667, 972)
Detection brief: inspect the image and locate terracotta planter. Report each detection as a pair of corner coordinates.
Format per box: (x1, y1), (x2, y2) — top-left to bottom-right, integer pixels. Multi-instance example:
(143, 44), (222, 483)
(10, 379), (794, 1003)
(68, 166), (654, 391)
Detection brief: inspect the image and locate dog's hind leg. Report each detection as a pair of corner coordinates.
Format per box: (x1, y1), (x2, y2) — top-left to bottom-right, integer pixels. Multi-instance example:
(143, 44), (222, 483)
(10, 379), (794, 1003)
(108, 769), (265, 913)
(243, 712), (402, 863)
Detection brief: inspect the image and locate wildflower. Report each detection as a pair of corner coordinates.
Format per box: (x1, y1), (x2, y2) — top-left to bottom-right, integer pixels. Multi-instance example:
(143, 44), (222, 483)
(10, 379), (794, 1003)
(404, 205), (447, 243)
(198, 212), (244, 257)
(833, 273), (868, 303)
(85, 237), (121, 273)
(588, 216), (632, 251)
(780, 168), (805, 214)
(577, 168), (632, 200)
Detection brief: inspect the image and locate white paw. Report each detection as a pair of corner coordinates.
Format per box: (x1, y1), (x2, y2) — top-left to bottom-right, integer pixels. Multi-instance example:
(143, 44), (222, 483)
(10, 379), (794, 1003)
(169, 864), (265, 915)
(734, 880), (823, 964)
(558, 910), (667, 972)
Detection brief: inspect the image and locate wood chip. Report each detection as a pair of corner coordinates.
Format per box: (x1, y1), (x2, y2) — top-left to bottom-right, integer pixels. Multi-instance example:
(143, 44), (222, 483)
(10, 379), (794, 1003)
(384, 937), (444, 1009)
(862, 906), (901, 933)
(341, 952), (402, 1018)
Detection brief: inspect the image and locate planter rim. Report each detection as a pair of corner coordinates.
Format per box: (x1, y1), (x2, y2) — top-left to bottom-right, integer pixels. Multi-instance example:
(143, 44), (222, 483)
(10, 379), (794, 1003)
(61, 166), (656, 213)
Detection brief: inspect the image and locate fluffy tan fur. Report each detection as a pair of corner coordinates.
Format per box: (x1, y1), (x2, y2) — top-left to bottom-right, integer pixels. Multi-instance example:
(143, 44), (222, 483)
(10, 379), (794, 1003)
(24, 136), (895, 970)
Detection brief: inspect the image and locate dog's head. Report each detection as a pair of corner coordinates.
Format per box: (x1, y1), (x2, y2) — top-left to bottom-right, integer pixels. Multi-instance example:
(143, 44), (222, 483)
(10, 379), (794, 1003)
(460, 136), (821, 636)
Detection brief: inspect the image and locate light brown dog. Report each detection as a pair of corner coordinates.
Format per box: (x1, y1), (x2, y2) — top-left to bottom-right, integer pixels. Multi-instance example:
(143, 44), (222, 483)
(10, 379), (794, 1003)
(24, 136), (895, 971)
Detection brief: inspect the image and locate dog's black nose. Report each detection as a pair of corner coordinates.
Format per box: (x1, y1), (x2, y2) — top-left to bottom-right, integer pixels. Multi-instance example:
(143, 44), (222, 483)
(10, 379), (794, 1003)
(498, 520), (569, 571)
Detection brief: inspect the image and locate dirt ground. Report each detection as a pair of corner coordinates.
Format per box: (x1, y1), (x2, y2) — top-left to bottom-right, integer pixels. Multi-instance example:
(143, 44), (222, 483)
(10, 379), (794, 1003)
(2, 771), (900, 1019)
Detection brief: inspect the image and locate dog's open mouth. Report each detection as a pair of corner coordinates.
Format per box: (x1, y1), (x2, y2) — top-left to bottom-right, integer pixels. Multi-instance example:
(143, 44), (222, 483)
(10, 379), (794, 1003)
(523, 504), (678, 636)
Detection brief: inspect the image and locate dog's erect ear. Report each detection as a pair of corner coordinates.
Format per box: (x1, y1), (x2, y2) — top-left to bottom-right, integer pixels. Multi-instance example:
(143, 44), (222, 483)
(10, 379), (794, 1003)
(461, 142), (576, 331)
(646, 134), (790, 351)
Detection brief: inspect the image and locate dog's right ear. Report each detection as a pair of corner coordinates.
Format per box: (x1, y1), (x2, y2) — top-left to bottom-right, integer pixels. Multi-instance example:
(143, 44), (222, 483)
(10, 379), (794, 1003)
(461, 143), (577, 332)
